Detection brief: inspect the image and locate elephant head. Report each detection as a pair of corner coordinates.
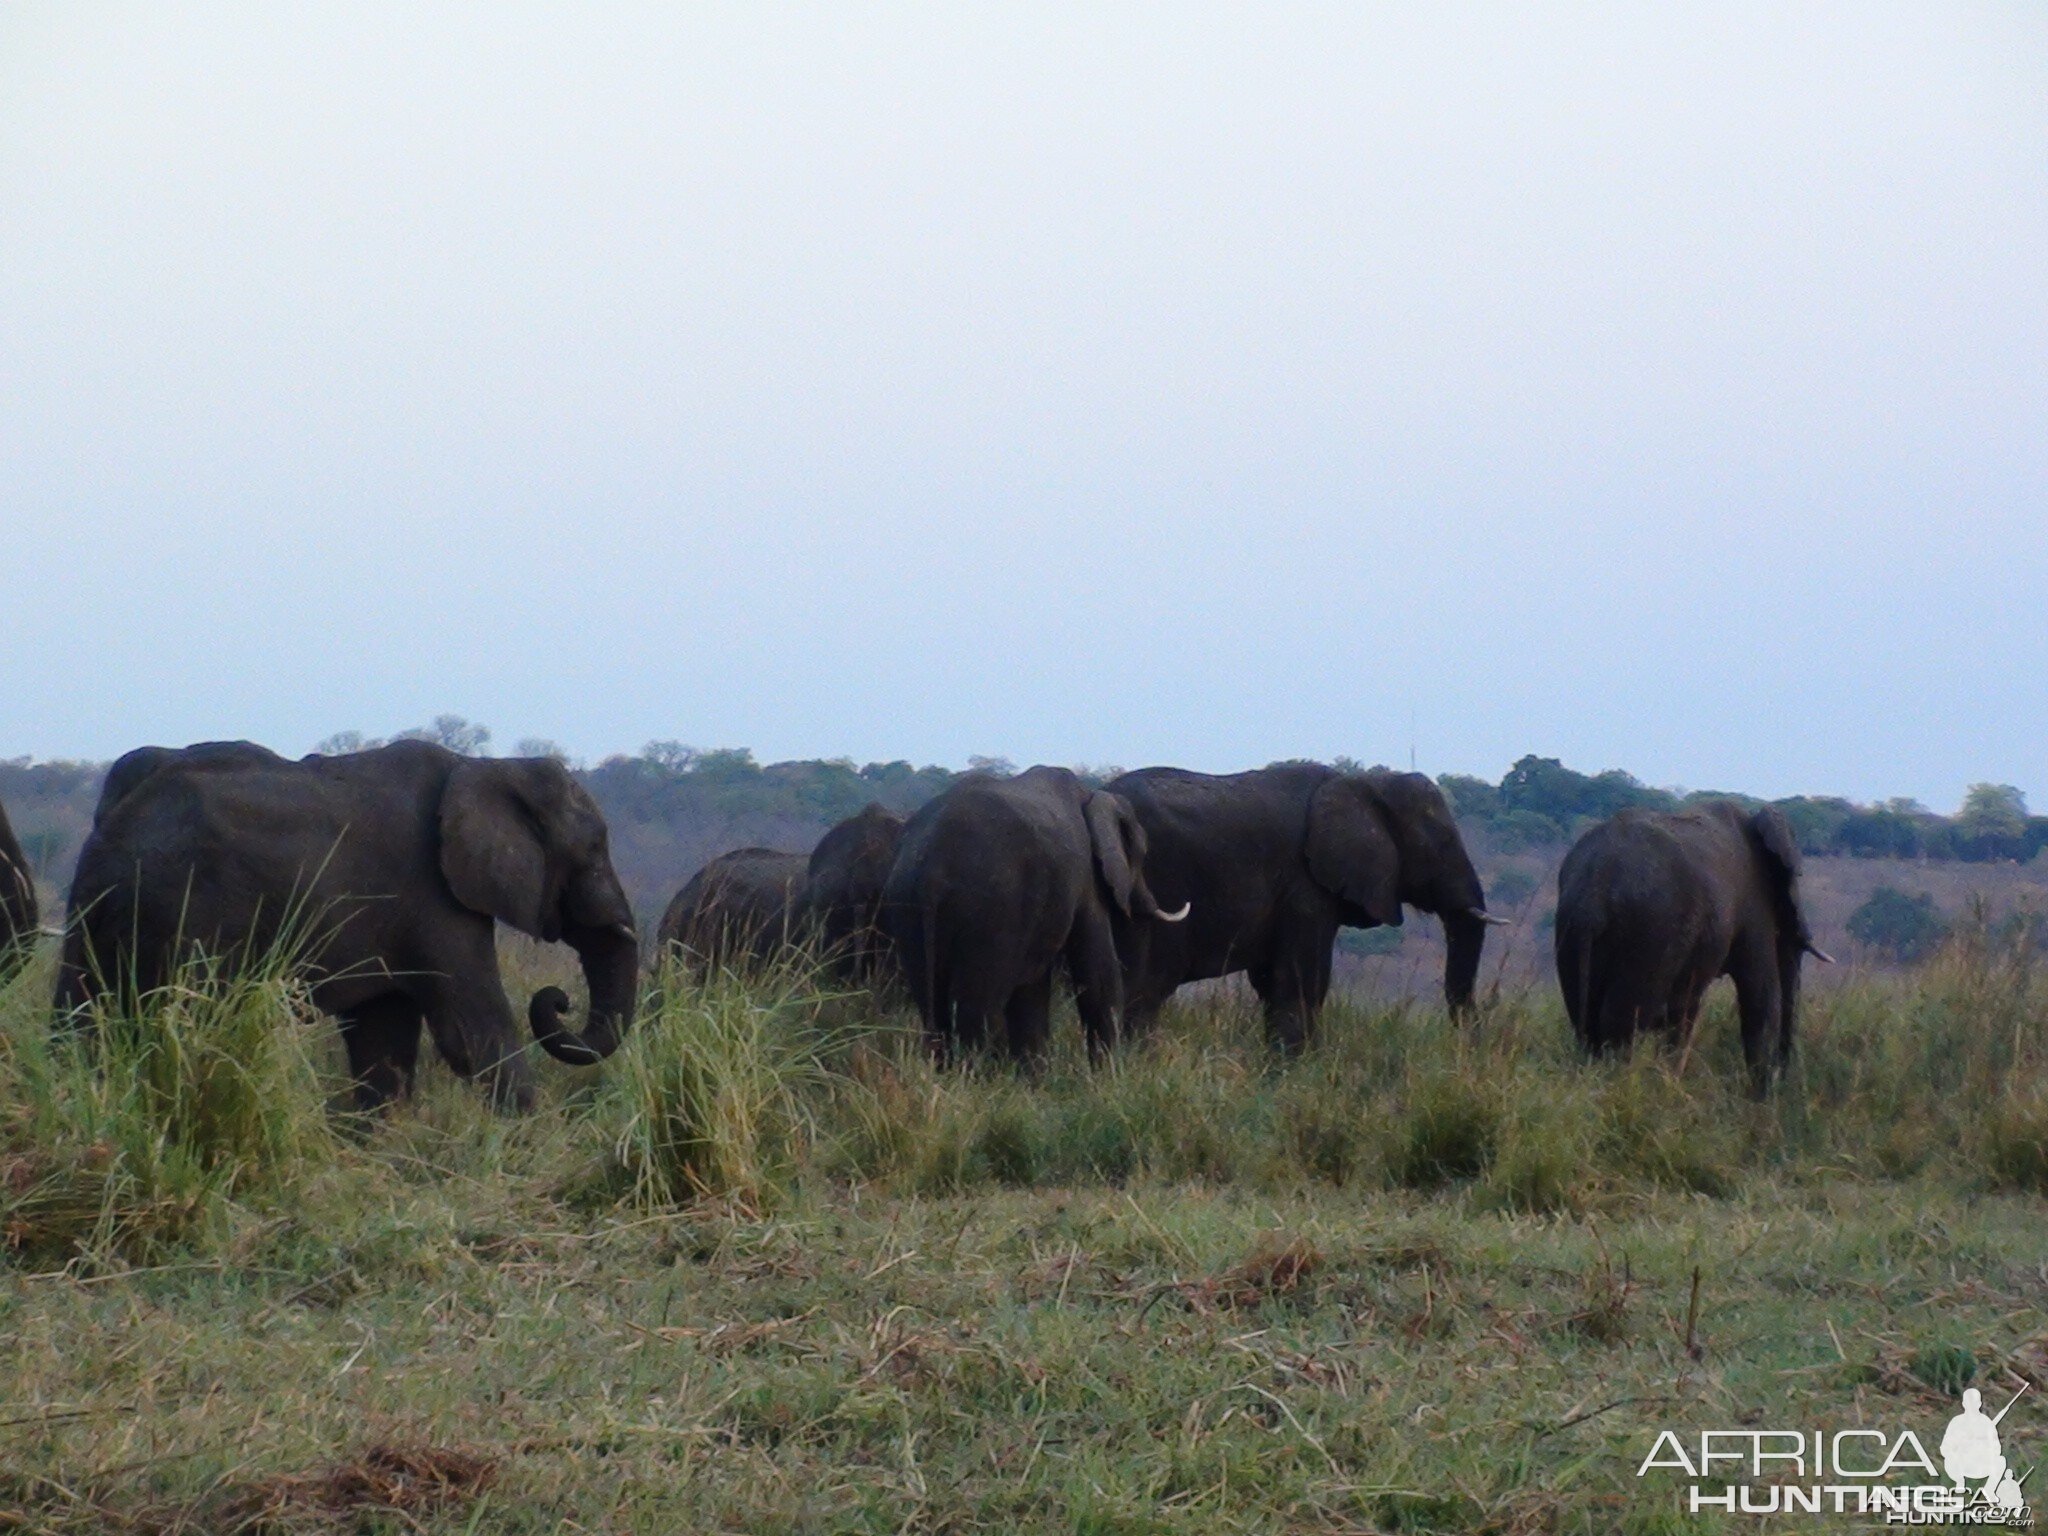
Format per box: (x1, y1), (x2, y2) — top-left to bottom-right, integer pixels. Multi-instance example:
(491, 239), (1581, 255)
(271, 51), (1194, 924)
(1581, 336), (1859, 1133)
(1746, 804), (1832, 1013)
(1306, 770), (1496, 1011)
(1084, 791), (1189, 924)
(438, 757), (639, 1064)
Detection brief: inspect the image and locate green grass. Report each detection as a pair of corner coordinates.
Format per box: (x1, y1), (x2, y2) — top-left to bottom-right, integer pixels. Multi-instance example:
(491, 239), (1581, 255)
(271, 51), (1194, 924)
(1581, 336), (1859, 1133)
(0, 938), (2044, 1532)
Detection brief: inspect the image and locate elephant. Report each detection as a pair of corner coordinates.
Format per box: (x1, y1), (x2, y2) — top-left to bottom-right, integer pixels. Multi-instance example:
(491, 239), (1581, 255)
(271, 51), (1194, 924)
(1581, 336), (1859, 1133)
(56, 738), (638, 1111)
(0, 794), (37, 980)
(1106, 763), (1501, 1051)
(654, 847), (809, 972)
(801, 802), (904, 983)
(1553, 801), (1832, 1089)
(654, 804), (906, 983)
(882, 766), (1187, 1064)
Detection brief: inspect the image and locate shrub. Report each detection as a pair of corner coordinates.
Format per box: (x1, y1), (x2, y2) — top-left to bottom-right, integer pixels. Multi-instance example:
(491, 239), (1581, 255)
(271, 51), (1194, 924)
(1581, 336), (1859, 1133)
(2, 944), (343, 1264)
(1978, 1089), (2048, 1195)
(582, 955), (861, 1214)
(1387, 1072), (1500, 1189)
(1847, 887), (1948, 964)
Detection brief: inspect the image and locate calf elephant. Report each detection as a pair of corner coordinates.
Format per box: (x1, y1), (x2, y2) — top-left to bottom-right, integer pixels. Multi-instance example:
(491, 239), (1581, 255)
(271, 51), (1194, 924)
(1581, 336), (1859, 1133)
(655, 848), (810, 972)
(0, 795), (37, 980)
(1107, 764), (1500, 1051)
(655, 804), (906, 983)
(1553, 801), (1831, 1089)
(883, 766), (1186, 1063)
(802, 803), (904, 982)
(58, 739), (638, 1111)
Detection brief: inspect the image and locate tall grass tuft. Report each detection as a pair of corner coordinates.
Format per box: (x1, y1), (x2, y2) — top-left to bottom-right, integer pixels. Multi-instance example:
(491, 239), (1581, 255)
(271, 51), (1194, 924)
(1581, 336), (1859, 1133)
(2, 940), (343, 1264)
(581, 952), (866, 1214)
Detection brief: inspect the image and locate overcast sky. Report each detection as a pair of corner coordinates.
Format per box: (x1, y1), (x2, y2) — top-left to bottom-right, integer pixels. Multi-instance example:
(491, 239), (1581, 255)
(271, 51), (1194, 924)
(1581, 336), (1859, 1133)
(3, 5), (2042, 809)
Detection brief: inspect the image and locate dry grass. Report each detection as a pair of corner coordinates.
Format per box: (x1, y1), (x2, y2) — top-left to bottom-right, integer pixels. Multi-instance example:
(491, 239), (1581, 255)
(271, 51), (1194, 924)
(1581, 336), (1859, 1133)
(0, 931), (2043, 1532)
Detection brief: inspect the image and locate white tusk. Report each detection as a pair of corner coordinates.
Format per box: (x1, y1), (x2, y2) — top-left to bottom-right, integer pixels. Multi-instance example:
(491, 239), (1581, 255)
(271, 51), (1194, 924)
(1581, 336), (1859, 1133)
(1154, 902), (1191, 924)
(613, 922), (638, 943)
(1470, 908), (1513, 927)
(1804, 942), (1835, 964)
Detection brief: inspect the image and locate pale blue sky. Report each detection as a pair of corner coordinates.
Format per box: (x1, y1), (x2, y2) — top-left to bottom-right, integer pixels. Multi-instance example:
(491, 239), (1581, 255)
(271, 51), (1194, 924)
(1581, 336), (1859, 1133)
(3, 5), (2042, 809)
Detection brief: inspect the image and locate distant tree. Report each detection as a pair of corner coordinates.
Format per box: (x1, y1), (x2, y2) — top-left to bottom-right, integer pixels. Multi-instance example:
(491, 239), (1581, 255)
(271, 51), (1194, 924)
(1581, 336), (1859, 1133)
(1492, 808), (1566, 852)
(1772, 796), (1856, 855)
(315, 731), (375, 755)
(514, 738), (570, 763)
(1960, 784), (2027, 834)
(1846, 887), (1948, 963)
(1955, 783), (2029, 862)
(19, 827), (68, 878)
(1337, 926), (1403, 956)
(641, 741), (698, 773)
(1839, 806), (1925, 859)
(1499, 755), (1675, 831)
(966, 756), (1016, 778)
(1437, 773), (1501, 821)
(1488, 868), (1538, 910)
(2028, 819), (2048, 863)
(690, 748), (760, 781)
(396, 715), (491, 755)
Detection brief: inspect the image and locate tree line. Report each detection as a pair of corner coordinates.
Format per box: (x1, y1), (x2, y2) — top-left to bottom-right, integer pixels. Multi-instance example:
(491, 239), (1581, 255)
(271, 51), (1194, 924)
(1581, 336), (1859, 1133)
(1440, 756), (2044, 864)
(1, 724), (2040, 898)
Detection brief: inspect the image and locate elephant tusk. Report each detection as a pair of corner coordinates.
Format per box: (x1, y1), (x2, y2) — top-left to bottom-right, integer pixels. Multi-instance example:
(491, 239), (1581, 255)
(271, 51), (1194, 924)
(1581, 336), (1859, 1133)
(1155, 902), (1191, 924)
(1804, 941), (1836, 964)
(612, 922), (637, 944)
(1469, 908), (1513, 927)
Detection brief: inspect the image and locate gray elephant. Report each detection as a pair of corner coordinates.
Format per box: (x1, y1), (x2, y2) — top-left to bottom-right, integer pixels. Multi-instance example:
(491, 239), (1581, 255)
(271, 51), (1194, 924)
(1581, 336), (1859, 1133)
(1107, 764), (1501, 1051)
(883, 767), (1186, 1063)
(655, 847), (809, 972)
(655, 804), (906, 983)
(57, 739), (637, 1111)
(1554, 801), (1831, 1088)
(0, 794), (37, 981)
(801, 802), (904, 983)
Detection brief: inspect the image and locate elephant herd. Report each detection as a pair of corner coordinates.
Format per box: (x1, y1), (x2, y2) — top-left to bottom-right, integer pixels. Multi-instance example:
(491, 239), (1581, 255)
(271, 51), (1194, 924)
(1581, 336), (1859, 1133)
(0, 739), (1835, 1113)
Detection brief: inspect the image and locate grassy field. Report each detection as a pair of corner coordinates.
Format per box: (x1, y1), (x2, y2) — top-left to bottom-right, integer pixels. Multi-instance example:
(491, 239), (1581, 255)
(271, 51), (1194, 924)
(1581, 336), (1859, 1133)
(2, 936), (2045, 1533)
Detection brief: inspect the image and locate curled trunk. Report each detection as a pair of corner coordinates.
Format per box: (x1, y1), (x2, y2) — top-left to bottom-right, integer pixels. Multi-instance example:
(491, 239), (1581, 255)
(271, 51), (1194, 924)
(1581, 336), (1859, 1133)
(529, 924), (639, 1065)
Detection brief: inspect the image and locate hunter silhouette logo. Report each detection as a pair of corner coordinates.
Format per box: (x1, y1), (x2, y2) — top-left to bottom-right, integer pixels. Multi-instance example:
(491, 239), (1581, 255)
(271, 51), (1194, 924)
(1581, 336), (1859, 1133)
(1637, 1383), (2035, 1524)
(1944, 1388), (2031, 1515)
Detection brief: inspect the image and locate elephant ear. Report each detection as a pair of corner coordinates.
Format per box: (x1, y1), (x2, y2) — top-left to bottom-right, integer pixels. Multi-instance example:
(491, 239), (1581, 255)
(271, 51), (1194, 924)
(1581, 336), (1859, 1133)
(1749, 807), (1802, 885)
(1083, 791), (1138, 917)
(439, 759), (557, 939)
(1305, 777), (1404, 926)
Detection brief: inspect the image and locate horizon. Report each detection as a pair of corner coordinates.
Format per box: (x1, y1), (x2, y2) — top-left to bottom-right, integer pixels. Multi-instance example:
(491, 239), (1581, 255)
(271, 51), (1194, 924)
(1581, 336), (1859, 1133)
(0, 722), (2027, 821)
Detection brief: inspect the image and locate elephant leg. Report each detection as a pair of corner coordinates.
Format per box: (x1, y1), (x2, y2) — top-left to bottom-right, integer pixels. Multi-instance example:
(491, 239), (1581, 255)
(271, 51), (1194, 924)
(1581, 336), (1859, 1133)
(53, 929), (100, 1036)
(947, 965), (1006, 1061)
(1120, 984), (1167, 1044)
(1556, 939), (1585, 1048)
(1730, 938), (1783, 1094)
(1064, 908), (1124, 1064)
(418, 967), (536, 1113)
(1002, 972), (1054, 1067)
(339, 992), (424, 1112)
(1254, 934), (1332, 1055)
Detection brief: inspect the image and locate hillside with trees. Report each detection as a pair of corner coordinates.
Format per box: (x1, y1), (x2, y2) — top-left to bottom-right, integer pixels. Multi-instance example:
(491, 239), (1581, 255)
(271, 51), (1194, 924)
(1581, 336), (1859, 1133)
(4, 726), (2042, 951)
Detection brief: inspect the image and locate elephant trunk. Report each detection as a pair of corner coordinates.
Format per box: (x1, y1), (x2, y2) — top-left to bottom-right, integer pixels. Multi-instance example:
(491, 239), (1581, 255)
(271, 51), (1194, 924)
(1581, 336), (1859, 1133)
(529, 922), (639, 1065)
(1441, 908), (1486, 1017)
